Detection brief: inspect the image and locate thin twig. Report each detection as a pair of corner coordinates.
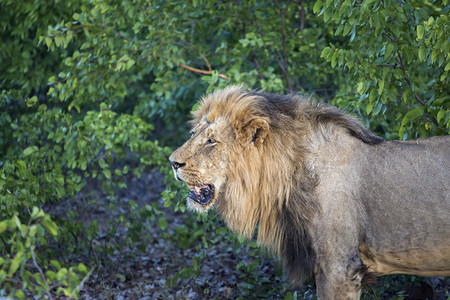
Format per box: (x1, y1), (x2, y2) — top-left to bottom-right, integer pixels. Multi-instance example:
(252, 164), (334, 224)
(200, 53), (212, 72)
(369, 63), (396, 67)
(299, 1), (305, 30)
(382, 30), (438, 126)
(383, 32), (396, 43)
(252, 54), (266, 80)
(396, 52), (425, 106)
(396, 52), (439, 126)
(177, 61), (230, 80)
(367, 284), (379, 300)
(273, 0), (294, 92)
(72, 265), (96, 297)
(30, 245), (54, 300)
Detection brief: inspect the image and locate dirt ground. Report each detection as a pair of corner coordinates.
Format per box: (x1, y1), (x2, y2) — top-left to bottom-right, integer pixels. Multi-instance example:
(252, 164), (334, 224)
(47, 171), (449, 299)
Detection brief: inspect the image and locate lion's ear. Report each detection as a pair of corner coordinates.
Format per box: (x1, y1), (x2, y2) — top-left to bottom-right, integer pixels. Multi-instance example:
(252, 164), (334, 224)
(238, 118), (270, 147)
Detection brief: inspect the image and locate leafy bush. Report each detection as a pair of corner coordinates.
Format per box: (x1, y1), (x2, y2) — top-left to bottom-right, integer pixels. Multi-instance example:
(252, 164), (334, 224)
(0, 208), (90, 298)
(316, 0), (449, 139)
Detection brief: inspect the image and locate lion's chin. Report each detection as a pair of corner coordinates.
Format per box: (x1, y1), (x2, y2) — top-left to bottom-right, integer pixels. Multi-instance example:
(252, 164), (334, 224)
(186, 196), (215, 213)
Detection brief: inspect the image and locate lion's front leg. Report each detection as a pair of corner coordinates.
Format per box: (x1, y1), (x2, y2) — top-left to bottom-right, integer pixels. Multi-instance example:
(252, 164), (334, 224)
(314, 250), (365, 300)
(311, 204), (367, 299)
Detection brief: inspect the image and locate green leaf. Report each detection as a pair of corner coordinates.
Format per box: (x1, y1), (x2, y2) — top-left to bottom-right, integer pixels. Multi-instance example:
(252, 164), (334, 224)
(8, 252), (24, 276)
(357, 81), (365, 95)
(43, 217), (58, 236)
(50, 260), (61, 270)
(343, 24), (352, 36)
(399, 106), (425, 138)
(0, 221), (7, 234)
(324, 8), (332, 22)
(103, 168), (111, 179)
(56, 268), (68, 281)
(157, 216), (168, 231)
(215, 227), (228, 234)
(36, 225), (45, 237)
(78, 263), (88, 273)
(418, 47), (426, 61)
(126, 58), (135, 70)
(444, 61), (450, 71)
(99, 158), (108, 169)
(236, 261), (245, 270)
(23, 146), (38, 157)
(313, 1), (323, 14)
(55, 35), (62, 47)
(417, 25), (424, 40)
(191, 102), (201, 112)
(367, 100), (374, 115)
(401, 106), (424, 126)
(384, 44), (395, 59)
(285, 292), (293, 300)
(116, 273), (126, 282)
(320, 47), (331, 58)
(331, 50), (338, 68)
(26, 96), (38, 107)
(45, 37), (52, 48)
(14, 215), (22, 234)
(378, 80), (384, 95)
(437, 109), (446, 124)
(14, 290), (25, 300)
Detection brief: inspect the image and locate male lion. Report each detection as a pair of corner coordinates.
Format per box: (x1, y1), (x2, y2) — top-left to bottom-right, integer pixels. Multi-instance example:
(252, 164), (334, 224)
(169, 85), (450, 299)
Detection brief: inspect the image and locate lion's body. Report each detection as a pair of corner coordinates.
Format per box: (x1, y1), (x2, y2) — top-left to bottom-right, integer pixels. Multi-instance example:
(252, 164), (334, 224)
(169, 86), (450, 299)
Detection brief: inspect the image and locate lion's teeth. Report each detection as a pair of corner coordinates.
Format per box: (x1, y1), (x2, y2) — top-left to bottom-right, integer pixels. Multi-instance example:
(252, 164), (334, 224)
(194, 186), (201, 194)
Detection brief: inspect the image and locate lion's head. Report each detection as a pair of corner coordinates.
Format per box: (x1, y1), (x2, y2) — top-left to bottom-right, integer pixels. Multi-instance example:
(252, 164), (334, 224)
(169, 86), (270, 219)
(168, 107), (234, 212)
(169, 86), (319, 244)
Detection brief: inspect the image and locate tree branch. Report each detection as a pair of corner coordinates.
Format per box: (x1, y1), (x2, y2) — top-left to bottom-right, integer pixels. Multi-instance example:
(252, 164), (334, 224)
(72, 265), (96, 297)
(273, 0), (294, 92)
(152, 52), (230, 81)
(396, 52), (439, 126)
(252, 54), (266, 80)
(177, 61), (230, 80)
(199, 53), (212, 72)
(30, 245), (54, 300)
(396, 52), (425, 106)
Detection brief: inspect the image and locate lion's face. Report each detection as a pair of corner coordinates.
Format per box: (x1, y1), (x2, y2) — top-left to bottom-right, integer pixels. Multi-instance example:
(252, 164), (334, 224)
(169, 117), (234, 212)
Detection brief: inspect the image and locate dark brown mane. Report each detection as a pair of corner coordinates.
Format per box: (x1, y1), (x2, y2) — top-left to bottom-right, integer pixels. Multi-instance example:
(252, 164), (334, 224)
(247, 90), (384, 145)
(278, 172), (319, 286)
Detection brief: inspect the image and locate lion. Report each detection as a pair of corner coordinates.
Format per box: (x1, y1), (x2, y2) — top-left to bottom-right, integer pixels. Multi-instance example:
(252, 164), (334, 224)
(169, 85), (450, 299)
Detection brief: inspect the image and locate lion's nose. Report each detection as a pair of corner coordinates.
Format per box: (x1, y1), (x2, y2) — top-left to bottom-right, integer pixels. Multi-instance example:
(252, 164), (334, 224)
(170, 159), (186, 170)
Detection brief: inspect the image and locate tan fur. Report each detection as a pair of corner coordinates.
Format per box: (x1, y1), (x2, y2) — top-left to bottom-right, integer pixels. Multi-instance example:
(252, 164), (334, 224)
(169, 86), (450, 299)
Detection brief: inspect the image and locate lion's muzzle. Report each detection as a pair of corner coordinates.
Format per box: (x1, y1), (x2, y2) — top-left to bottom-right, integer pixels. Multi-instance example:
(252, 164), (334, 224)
(169, 157), (216, 206)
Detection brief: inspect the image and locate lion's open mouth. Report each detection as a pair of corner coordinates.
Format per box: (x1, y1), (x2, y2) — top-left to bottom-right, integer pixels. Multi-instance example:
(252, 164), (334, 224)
(187, 184), (215, 206)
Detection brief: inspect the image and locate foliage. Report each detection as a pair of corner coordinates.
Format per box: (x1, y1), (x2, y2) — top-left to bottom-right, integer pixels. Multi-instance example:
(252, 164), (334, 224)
(316, 0), (449, 139)
(0, 0), (448, 298)
(0, 207), (89, 298)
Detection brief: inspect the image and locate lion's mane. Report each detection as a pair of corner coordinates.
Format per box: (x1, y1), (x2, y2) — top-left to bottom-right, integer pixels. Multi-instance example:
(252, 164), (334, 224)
(190, 86), (383, 284)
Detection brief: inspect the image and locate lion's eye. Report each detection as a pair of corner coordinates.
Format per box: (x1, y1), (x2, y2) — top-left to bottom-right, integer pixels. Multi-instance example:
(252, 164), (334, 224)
(206, 138), (217, 145)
